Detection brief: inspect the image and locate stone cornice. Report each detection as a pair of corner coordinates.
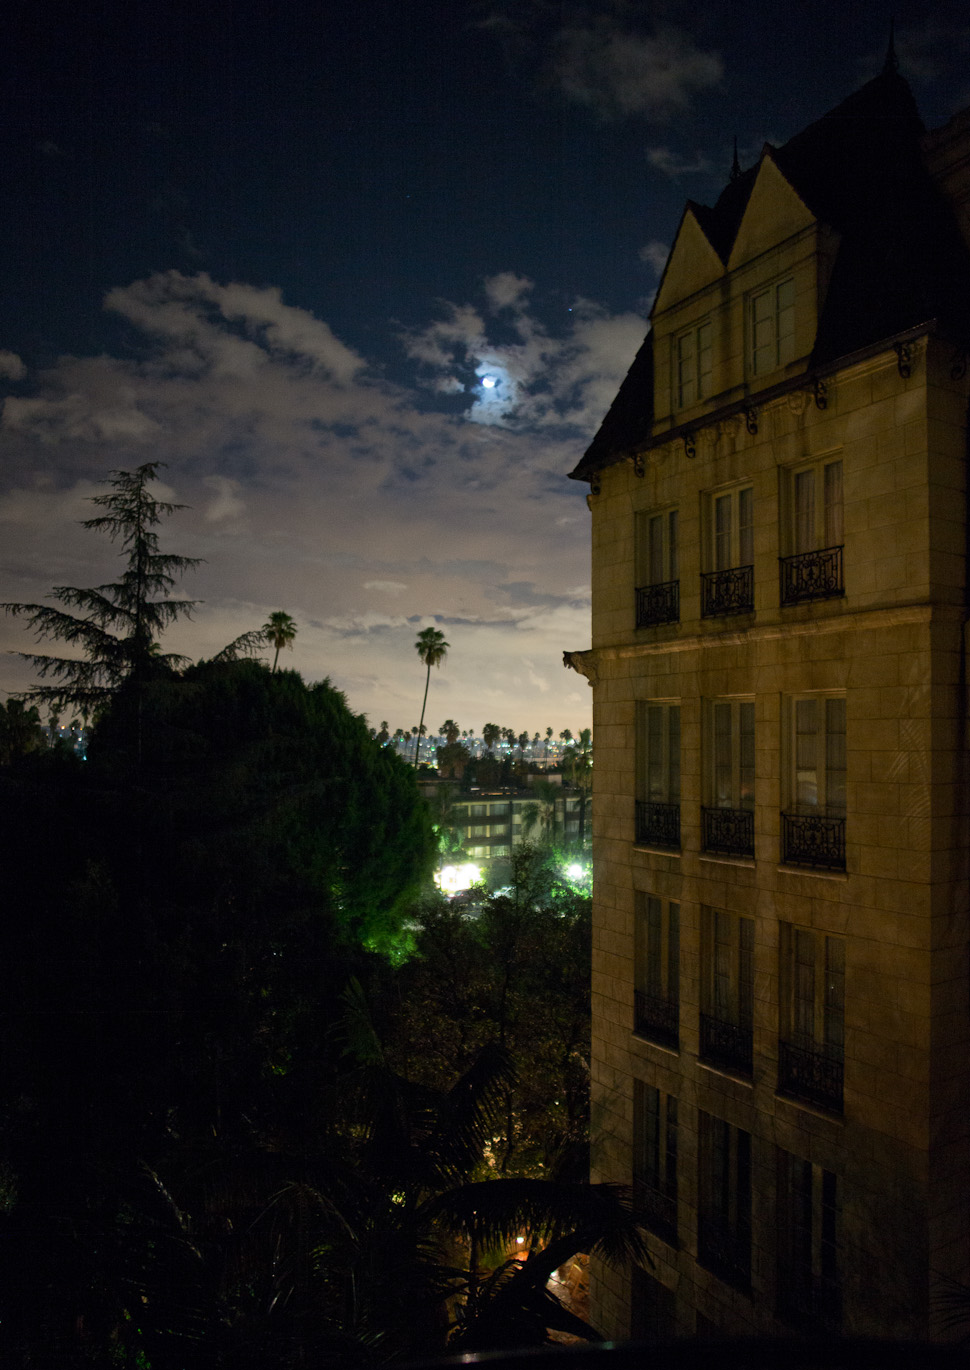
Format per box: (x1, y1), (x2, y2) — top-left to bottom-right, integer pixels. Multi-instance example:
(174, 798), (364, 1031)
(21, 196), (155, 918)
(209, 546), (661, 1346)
(585, 601), (961, 664)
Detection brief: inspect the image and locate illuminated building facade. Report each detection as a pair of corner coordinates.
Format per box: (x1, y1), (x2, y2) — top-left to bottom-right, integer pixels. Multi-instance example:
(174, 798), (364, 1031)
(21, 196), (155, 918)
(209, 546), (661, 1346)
(567, 66), (970, 1338)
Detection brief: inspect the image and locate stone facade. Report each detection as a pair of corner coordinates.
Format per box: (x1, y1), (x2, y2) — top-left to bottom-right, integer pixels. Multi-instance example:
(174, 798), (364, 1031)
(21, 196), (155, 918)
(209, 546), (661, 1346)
(571, 71), (970, 1340)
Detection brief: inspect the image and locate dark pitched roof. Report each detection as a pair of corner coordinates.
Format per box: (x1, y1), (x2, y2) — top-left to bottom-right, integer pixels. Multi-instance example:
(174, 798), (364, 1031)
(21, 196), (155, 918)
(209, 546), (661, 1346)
(571, 69), (970, 482)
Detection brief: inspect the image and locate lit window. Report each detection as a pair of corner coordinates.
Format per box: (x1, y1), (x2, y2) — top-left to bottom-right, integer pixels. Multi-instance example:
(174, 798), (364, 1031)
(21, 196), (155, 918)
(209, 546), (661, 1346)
(702, 485), (755, 616)
(750, 276), (795, 375)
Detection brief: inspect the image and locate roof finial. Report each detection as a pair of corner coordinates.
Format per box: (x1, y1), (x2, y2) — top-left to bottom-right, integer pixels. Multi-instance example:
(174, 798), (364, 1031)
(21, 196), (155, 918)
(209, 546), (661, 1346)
(883, 16), (899, 74)
(730, 136), (741, 182)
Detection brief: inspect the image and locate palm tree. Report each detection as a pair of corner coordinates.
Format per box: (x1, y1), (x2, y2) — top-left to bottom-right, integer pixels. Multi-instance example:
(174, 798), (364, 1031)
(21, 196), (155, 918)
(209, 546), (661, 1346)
(482, 723), (501, 754)
(440, 718), (461, 745)
(413, 627), (449, 765)
(263, 610), (297, 672)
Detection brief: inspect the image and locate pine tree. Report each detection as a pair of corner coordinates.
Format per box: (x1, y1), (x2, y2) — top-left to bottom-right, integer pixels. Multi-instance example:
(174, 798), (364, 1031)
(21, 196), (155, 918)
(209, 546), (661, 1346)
(1, 463), (200, 714)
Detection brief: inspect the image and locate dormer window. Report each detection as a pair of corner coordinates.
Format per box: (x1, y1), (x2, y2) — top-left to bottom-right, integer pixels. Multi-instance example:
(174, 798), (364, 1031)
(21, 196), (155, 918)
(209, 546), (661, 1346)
(750, 277), (795, 376)
(675, 319), (713, 408)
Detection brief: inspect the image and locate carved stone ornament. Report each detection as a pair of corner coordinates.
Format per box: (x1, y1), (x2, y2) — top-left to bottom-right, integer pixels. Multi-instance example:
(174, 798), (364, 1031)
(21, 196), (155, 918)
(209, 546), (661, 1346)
(563, 649), (597, 687)
(788, 388), (809, 416)
(633, 450), (645, 478)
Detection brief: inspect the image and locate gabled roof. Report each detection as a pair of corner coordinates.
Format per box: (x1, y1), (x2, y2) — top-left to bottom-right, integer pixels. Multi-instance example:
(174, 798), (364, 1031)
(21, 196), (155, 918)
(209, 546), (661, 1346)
(571, 68), (970, 482)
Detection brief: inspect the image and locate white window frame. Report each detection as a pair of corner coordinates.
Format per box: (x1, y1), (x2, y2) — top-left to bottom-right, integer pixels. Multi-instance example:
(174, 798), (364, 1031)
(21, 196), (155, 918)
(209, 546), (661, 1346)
(787, 694), (846, 815)
(638, 702), (681, 806)
(785, 457), (843, 555)
(705, 698), (755, 811)
(636, 507), (679, 587)
(749, 276), (795, 376)
(674, 317), (713, 409)
(705, 484), (754, 572)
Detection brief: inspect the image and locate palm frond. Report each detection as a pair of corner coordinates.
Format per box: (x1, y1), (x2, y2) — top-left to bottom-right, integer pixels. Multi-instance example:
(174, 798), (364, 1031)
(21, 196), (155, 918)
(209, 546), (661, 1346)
(211, 629), (271, 663)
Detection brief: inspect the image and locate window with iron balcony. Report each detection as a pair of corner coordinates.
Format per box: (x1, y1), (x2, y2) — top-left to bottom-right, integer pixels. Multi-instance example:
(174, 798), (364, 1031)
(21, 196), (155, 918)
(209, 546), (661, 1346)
(776, 1149), (841, 1332)
(778, 923), (844, 1113)
(700, 907), (754, 1076)
(701, 485), (754, 617)
(697, 1111), (752, 1292)
(781, 695), (845, 871)
(780, 457), (844, 606)
(635, 508), (679, 627)
(634, 892), (679, 1050)
(633, 1080), (678, 1247)
(702, 699), (754, 858)
(636, 702), (680, 851)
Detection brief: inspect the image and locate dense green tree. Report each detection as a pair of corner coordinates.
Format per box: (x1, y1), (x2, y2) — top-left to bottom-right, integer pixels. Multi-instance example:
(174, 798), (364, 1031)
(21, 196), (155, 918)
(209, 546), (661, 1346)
(0, 698), (46, 765)
(1, 462), (200, 715)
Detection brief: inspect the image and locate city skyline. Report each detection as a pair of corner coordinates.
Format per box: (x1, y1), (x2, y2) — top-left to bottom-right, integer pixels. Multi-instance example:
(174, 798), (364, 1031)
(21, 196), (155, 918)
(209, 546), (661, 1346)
(2, 0), (968, 732)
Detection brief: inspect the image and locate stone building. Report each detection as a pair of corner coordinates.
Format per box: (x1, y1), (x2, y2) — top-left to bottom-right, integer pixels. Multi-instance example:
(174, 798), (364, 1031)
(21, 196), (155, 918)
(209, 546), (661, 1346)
(566, 64), (970, 1339)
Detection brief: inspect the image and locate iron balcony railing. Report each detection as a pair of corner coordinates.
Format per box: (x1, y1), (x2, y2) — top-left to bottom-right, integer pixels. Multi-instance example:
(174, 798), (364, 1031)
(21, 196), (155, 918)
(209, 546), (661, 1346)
(781, 811), (846, 871)
(778, 1039), (844, 1113)
(634, 989), (679, 1050)
(777, 1269), (842, 1333)
(702, 805), (754, 858)
(633, 1175), (678, 1247)
(697, 1211), (751, 1291)
(635, 800), (680, 850)
(700, 564), (754, 617)
(635, 580), (679, 627)
(699, 1012), (753, 1076)
(779, 545), (844, 605)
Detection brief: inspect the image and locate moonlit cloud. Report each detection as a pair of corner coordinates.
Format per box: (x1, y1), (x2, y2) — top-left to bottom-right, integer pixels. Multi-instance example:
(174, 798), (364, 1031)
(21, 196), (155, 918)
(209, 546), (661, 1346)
(552, 25), (722, 121)
(401, 274), (647, 430)
(646, 146), (716, 179)
(0, 351), (26, 381)
(639, 240), (671, 274)
(0, 270), (607, 734)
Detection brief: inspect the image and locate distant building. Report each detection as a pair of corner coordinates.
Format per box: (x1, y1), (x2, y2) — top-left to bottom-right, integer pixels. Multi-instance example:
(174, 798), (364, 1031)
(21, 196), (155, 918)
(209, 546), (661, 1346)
(421, 776), (590, 874)
(568, 63), (970, 1339)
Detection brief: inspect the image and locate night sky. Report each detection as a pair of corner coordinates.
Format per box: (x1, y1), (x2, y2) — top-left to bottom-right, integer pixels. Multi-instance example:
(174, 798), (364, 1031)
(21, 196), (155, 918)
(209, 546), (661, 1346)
(2, 0), (968, 735)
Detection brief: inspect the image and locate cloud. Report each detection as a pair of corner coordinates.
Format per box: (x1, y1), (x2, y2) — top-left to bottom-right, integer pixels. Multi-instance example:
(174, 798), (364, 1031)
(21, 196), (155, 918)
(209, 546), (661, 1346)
(364, 580), (408, 595)
(0, 351), (26, 381)
(401, 275), (647, 431)
(552, 24), (722, 121)
(0, 269), (604, 735)
(639, 240), (670, 275)
(646, 146), (715, 180)
(203, 475), (246, 524)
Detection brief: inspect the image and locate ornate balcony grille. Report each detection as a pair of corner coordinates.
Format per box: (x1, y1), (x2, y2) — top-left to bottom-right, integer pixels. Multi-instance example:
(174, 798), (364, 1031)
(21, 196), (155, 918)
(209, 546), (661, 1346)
(699, 1013), (753, 1076)
(778, 1039), (844, 1113)
(633, 1175), (678, 1247)
(635, 800), (680, 850)
(635, 580), (679, 627)
(781, 811), (845, 871)
(697, 1211), (751, 1291)
(702, 806), (754, 858)
(634, 989), (679, 1050)
(701, 564), (754, 617)
(779, 545), (844, 605)
(777, 1272), (842, 1332)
